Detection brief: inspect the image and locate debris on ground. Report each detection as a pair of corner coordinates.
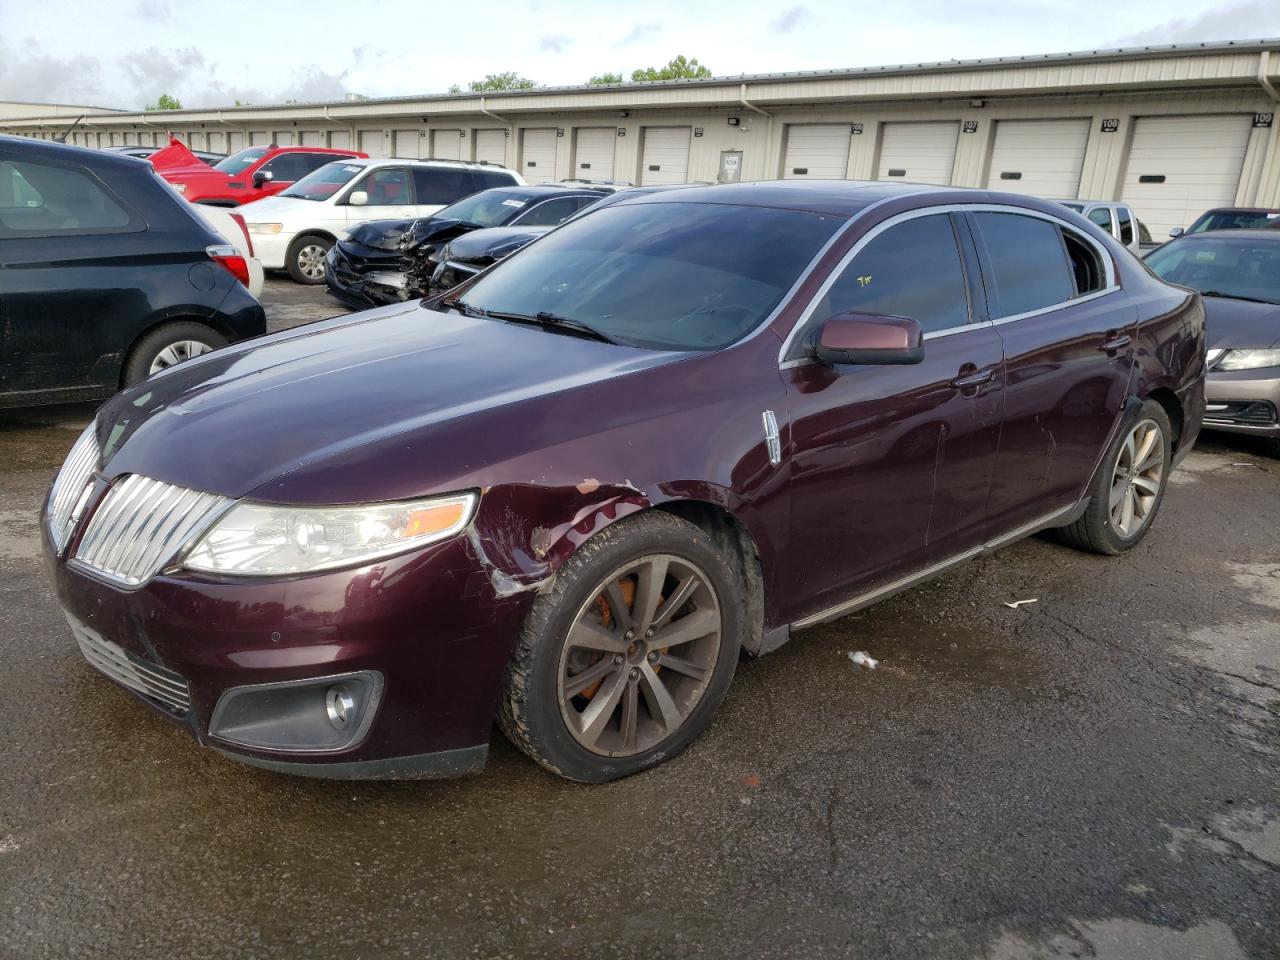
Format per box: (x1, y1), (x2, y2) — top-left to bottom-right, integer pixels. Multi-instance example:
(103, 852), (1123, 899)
(848, 651), (879, 669)
(1003, 598), (1039, 609)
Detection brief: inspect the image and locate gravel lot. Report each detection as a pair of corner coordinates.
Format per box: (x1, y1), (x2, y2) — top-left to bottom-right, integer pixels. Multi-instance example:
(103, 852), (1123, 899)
(0, 279), (1276, 959)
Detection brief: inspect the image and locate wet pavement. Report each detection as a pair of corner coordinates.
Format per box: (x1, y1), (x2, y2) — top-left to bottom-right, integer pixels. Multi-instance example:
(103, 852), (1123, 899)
(0, 286), (1276, 958)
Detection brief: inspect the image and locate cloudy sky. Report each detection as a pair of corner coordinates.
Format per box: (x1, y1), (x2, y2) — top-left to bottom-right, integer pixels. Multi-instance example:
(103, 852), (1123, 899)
(1, 0), (1277, 110)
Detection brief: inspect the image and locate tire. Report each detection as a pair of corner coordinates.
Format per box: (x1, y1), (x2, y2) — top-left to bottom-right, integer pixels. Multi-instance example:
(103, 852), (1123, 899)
(123, 321), (227, 386)
(1054, 398), (1173, 555)
(287, 234), (333, 284)
(498, 511), (744, 783)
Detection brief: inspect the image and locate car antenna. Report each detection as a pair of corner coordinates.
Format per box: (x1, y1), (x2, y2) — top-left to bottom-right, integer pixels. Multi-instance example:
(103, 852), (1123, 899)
(54, 115), (85, 144)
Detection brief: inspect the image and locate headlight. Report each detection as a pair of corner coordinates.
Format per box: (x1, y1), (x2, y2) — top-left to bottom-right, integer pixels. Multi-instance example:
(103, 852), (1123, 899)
(1214, 349), (1280, 371)
(247, 222), (284, 235)
(172, 183), (187, 194)
(182, 492), (477, 576)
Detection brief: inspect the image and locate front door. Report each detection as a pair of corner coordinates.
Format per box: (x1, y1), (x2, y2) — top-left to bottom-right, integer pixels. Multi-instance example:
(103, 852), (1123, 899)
(781, 211), (1005, 624)
(966, 210), (1137, 532)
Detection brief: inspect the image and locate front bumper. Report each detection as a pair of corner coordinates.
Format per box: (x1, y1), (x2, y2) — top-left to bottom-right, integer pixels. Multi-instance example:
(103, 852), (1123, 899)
(1204, 367), (1280, 438)
(325, 245), (410, 308)
(47, 524), (533, 779)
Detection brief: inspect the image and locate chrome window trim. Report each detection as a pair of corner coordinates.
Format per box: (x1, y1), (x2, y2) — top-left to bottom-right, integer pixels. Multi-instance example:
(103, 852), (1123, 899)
(777, 201), (1122, 365)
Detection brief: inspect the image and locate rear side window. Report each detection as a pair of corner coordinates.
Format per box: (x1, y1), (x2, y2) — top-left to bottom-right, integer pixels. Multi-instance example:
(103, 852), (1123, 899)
(476, 169), (519, 189)
(0, 158), (134, 237)
(413, 168), (477, 205)
(1117, 207), (1135, 245)
(972, 212), (1074, 318)
(818, 214), (971, 334)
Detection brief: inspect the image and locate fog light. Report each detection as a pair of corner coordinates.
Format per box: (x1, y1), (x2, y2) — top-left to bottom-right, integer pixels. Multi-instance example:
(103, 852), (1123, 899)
(326, 685), (356, 729)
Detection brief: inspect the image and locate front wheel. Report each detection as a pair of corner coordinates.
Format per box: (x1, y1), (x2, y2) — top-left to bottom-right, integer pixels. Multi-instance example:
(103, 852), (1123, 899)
(1055, 399), (1173, 555)
(498, 512), (744, 782)
(287, 234), (333, 284)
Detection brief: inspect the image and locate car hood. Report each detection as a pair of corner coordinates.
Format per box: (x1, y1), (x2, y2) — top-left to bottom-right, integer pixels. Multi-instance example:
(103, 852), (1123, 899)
(1202, 296), (1280, 349)
(448, 225), (552, 261)
(96, 302), (690, 503)
(344, 217), (418, 251)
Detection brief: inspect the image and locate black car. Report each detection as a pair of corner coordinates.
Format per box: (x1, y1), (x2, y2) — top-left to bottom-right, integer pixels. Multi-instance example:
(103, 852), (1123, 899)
(325, 184), (612, 308)
(0, 136), (265, 408)
(102, 145), (226, 167)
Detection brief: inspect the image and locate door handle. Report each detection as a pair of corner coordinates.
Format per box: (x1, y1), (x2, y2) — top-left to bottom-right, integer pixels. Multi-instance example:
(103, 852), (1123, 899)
(951, 367), (995, 390)
(1099, 333), (1132, 354)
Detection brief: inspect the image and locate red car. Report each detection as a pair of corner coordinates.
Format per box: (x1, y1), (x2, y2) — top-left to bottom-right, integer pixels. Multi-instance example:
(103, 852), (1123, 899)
(159, 143), (366, 207)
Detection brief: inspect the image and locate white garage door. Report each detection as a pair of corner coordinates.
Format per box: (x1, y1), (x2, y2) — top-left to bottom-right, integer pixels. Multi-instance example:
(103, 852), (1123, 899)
(574, 127), (616, 180)
(1121, 115), (1252, 236)
(474, 129), (506, 166)
(300, 131), (321, 147)
(358, 129), (386, 158)
(877, 122), (959, 185)
(783, 124), (851, 179)
(227, 131), (244, 152)
(522, 128), (559, 183)
(641, 127), (691, 185)
(206, 131), (225, 153)
(393, 129), (421, 158)
(986, 118), (1090, 198)
(274, 130), (293, 147)
(329, 130), (351, 151)
(431, 129), (462, 160)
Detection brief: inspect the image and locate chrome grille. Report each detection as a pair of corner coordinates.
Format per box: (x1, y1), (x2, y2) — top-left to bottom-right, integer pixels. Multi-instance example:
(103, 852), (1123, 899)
(47, 425), (100, 552)
(66, 614), (190, 713)
(73, 475), (229, 586)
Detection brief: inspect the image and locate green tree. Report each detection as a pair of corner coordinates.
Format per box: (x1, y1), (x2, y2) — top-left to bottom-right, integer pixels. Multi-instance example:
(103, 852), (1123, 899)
(588, 71), (623, 85)
(467, 72), (538, 92)
(144, 93), (183, 111)
(630, 55), (711, 82)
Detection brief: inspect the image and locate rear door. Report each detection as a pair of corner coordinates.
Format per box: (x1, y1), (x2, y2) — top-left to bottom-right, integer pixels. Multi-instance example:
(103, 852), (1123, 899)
(0, 153), (150, 398)
(782, 211), (1005, 621)
(970, 209), (1136, 531)
(410, 167), (481, 217)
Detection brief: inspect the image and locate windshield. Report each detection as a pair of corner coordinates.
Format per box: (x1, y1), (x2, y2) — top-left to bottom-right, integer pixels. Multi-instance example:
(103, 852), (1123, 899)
(1146, 237), (1280, 304)
(1188, 210), (1280, 233)
(281, 161), (366, 201)
(213, 147), (268, 175)
(455, 201), (843, 350)
(435, 189), (539, 228)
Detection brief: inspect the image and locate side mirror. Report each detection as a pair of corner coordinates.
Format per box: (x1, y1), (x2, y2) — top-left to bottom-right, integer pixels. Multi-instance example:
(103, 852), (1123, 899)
(1168, 227), (1184, 238)
(814, 312), (924, 366)
(252, 169), (274, 187)
(348, 190), (368, 207)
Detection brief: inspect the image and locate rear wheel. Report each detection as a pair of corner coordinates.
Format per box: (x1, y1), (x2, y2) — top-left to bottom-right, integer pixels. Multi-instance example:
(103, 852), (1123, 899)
(1055, 399), (1172, 555)
(123, 321), (227, 386)
(498, 512), (743, 782)
(287, 234), (332, 284)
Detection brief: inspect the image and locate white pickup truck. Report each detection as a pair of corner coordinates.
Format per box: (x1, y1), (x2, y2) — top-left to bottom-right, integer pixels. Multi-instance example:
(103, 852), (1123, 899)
(1060, 201), (1154, 257)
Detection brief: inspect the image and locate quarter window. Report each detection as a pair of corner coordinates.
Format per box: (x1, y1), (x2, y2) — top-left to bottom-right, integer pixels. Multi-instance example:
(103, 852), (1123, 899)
(0, 159), (133, 236)
(817, 214), (971, 334)
(972, 212), (1075, 318)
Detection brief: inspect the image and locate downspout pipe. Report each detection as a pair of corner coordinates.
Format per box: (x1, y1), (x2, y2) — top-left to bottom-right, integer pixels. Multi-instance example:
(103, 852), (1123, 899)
(1260, 50), (1279, 102)
(739, 83), (774, 181)
(479, 95), (510, 125)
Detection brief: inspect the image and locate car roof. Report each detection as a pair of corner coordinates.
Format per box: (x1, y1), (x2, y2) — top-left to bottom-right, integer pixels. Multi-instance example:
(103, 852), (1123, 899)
(1167, 228), (1280, 242)
(617, 180), (1067, 218)
(341, 156), (516, 172)
(0, 134), (150, 171)
(1198, 207), (1280, 215)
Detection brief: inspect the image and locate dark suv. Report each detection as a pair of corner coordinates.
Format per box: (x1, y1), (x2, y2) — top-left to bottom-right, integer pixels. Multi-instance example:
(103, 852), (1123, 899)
(0, 136), (265, 407)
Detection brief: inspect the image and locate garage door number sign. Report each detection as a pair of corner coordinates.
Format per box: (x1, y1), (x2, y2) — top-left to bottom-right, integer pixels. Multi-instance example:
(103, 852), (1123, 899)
(1255, 113), (1275, 128)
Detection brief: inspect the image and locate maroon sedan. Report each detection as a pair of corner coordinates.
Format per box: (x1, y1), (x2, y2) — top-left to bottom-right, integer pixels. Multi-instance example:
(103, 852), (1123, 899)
(43, 182), (1205, 782)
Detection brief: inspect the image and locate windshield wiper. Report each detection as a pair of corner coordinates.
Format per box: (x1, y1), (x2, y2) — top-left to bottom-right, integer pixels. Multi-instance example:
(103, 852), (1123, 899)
(440, 299), (485, 317)
(1199, 291), (1278, 304)
(483, 310), (618, 344)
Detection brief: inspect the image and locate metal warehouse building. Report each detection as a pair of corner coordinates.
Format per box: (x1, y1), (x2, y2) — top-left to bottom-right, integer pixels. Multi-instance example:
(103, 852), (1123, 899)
(4, 39), (1279, 234)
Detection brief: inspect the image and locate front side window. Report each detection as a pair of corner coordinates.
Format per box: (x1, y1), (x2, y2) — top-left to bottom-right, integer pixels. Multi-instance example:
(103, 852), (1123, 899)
(457, 201), (842, 350)
(514, 195), (593, 227)
(1087, 207), (1114, 232)
(1117, 207), (1135, 245)
(259, 153), (309, 182)
(816, 214), (970, 334)
(213, 147), (268, 175)
(0, 159), (132, 236)
(413, 168), (477, 205)
(280, 161), (365, 201)
(355, 168), (412, 205)
(972, 212), (1074, 318)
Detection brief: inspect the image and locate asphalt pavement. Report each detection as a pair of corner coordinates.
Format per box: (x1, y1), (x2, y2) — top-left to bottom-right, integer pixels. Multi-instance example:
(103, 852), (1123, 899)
(0, 279), (1276, 959)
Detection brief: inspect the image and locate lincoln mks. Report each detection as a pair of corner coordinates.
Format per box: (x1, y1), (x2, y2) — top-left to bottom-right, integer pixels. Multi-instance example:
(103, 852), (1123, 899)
(43, 181), (1205, 782)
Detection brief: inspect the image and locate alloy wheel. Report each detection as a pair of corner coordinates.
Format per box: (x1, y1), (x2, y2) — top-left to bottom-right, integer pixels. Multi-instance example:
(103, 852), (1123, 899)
(1109, 418), (1165, 539)
(297, 244), (327, 280)
(557, 554), (722, 757)
(148, 339), (212, 374)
